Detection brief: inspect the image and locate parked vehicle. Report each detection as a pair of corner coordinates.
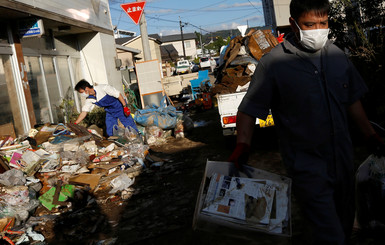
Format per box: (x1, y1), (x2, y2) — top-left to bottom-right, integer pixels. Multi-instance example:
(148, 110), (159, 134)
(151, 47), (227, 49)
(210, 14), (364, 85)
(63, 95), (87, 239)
(199, 57), (211, 70)
(218, 92), (251, 135)
(175, 60), (191, 75)
(190, 61), (199, 72)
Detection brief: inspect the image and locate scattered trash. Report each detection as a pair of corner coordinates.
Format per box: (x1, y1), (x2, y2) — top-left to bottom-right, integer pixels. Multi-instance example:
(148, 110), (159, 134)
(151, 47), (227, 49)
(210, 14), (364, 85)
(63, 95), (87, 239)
(109, 174), (135, 194)
(0, 119), (179, 243)
(213, 29), (279, 95)
(356, 155), (385, 230)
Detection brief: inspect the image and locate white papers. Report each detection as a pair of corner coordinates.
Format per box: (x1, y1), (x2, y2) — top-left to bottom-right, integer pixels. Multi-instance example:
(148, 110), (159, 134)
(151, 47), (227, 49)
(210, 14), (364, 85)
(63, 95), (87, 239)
(201, 173), (288, 232)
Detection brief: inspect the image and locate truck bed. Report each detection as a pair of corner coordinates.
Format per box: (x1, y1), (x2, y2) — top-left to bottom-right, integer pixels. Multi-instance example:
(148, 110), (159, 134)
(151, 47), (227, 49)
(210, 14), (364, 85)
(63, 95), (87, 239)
(217, 92), (260, 135)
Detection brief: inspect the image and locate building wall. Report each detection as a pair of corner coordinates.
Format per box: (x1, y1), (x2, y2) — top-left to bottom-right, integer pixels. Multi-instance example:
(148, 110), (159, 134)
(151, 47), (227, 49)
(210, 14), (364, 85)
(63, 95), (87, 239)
(273, 0), (290, 27)
(125, 38), (162, 63)
(117, 50), (135, 68)
(262, 0), (290, 29)
(10, 0), (112, 30)
(78, 32), (122, 92)
(0, 0), (122, 134)
(162, 39), (197, 59)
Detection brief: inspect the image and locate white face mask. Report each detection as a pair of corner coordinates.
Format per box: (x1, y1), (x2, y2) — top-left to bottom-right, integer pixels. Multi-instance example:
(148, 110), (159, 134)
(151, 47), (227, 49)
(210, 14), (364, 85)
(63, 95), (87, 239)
(80, 92), (89, 98)
(294, 21), (329, 51)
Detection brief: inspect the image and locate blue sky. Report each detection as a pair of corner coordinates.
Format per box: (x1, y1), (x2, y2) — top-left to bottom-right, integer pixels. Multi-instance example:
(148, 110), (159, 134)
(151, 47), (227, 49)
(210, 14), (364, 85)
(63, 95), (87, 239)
(108, 0), (265, 36)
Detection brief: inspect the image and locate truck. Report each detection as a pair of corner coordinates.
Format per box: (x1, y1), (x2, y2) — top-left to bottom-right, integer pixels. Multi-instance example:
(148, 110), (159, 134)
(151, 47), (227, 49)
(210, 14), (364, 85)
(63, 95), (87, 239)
(175, 60), (191, 75)
(161, 73), (198, 97)
(218, 92), (249, 136)
(217, 91), (274, 135)
(215, 29), (278, 136)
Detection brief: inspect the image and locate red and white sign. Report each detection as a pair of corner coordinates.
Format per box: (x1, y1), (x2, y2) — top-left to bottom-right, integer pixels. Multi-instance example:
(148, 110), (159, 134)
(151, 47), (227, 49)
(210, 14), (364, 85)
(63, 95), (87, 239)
(120, 1), (146, 25)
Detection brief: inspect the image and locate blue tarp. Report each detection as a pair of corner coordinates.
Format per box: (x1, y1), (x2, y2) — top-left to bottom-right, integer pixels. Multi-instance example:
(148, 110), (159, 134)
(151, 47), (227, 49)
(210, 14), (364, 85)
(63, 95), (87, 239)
(134, 98), (181, 129)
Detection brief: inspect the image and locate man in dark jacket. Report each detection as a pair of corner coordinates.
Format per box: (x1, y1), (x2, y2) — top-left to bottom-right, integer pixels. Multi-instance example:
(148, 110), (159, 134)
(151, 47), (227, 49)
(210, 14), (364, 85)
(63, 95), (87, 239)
(229, 0), (385, 244)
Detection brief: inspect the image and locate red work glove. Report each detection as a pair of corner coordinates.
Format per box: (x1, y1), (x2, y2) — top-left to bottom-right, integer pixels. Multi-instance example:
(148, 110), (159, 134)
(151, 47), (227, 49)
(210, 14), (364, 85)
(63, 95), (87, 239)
(123, 106), (130, 117)
(228, 143), (250, 169)
(366, 133), (385, 157)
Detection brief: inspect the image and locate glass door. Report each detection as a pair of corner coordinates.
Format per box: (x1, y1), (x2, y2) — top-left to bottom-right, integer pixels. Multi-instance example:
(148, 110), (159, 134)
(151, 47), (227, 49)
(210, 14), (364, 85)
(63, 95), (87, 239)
(24, 56), (52, 124)
(41, 56), (61, 123)
(0, 54), (22, 136)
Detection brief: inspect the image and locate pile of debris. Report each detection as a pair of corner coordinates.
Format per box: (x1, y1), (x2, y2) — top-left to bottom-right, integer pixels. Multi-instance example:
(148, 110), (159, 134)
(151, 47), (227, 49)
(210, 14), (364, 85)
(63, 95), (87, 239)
(0, 120), (189, 244)
(212, 29), (280, 95)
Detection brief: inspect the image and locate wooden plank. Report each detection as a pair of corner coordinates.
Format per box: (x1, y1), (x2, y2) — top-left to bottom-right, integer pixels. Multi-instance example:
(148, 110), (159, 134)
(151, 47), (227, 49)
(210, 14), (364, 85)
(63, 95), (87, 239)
(11, 28), (37, 128)
(0, 123), (16, 138)
(3, 55), (24, 135)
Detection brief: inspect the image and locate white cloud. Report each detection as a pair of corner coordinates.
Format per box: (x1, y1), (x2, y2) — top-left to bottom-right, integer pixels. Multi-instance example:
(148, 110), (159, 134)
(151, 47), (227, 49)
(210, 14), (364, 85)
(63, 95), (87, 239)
(146, 9), (175, 14)
(216, 1), (262, 9)
(159, 28), (181, 35)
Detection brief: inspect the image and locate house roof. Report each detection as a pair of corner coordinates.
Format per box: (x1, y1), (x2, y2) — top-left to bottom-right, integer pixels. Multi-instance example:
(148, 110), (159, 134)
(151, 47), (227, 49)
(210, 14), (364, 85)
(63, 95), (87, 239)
(116, 45), (141, 54)
(115, 34), (162, 46)
(160, 33), (196, 43)
(160, 44), (179, 61)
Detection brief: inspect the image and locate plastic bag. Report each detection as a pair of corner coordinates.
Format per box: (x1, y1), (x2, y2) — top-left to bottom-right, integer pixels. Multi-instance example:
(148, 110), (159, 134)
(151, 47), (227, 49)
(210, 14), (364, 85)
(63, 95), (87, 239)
(124, 125), (143, 144)
(134, 96), (181, 129)
(0, 169), (26, 186)
(145, 126), (167, 146)
(356, 155), (385, 229)
(109, 174), (135, 194)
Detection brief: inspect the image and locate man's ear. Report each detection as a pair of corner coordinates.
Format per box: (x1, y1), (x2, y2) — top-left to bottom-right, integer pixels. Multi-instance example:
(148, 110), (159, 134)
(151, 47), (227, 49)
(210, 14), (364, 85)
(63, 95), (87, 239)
(289, 17), (297, 33)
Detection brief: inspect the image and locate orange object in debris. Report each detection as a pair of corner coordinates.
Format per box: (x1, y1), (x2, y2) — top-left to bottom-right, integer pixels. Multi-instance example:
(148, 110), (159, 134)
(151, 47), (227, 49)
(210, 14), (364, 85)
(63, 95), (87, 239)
(277, 33), (285, 43)
(202, 93), (212, 110)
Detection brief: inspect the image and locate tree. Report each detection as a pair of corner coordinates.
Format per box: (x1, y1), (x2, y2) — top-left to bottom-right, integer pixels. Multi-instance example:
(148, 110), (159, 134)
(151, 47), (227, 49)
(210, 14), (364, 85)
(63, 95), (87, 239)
(205, 36), (229, 55)
(329, 0), (385, 125)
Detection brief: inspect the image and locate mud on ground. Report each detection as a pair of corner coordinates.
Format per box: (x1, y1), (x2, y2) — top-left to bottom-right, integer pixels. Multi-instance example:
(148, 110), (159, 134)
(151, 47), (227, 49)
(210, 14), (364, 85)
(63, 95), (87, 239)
(40, 103), (383, 245)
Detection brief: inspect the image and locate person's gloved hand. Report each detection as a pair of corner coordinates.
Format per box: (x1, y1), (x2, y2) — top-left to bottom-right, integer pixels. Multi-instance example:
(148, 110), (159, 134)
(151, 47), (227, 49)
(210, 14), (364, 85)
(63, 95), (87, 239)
(366, 133), (385, 157)
(123, 106), (130, 117)
(228, 143), (250, 169)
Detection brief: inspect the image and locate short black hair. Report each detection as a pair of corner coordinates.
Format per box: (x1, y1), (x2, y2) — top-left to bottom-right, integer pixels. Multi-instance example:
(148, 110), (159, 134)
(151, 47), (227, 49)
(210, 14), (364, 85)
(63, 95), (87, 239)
(75, 79), (93, 92)
(290, 0), (330, 21)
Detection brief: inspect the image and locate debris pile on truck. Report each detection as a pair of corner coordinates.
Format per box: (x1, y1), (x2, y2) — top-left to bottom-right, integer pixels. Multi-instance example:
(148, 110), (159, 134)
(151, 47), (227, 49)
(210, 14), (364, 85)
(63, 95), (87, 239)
(212, 29), (279, 95)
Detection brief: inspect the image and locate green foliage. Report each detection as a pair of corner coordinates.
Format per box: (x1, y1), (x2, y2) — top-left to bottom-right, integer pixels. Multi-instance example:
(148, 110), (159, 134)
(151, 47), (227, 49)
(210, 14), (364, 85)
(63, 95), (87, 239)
(58, 87), (79, 123)
(205, 36), (229, 55)
(329, 0), (385, 124)
(124, 87), (140, 113)
(82, 107), (106, 128)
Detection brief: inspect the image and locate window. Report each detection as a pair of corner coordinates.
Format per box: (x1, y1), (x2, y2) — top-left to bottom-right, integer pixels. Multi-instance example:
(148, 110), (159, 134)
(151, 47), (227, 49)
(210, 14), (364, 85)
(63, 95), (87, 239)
(185, 41), (191, 48)
(0, 55), (22, 134)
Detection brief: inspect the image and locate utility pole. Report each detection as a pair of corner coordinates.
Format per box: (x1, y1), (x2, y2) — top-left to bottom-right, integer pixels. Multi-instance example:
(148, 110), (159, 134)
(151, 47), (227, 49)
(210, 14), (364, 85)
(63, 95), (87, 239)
(137, 0), (151, 61)
(179, 17), (186, 59)
(199, 26), (203, 57)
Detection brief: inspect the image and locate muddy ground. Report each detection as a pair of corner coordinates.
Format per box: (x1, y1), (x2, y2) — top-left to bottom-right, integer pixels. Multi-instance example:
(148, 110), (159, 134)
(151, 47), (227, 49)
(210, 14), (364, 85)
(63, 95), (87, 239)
(38, 74), (384, 245)
(39, 105), (384, 245)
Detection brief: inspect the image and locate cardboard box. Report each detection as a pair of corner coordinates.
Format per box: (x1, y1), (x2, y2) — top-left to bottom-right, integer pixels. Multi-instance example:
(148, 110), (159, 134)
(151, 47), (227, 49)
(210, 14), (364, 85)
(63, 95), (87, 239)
(193, 160), (292, 237)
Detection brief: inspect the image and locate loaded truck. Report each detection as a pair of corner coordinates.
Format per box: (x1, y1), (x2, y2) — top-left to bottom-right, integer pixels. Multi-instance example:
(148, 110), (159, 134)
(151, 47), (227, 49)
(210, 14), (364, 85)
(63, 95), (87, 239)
(218, 92), (250, 136)
(214, 0), (289, 136)
(217, 91), (274, 136)
(215, 29), (279, 136)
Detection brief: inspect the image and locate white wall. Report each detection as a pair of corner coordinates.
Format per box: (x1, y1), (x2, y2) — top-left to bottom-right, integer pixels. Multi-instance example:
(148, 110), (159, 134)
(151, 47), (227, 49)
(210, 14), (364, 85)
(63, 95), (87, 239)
(273, 0), (290, 27)
(78, 32), (123, 94)
(164, 39), (197, 58)
(13, 0), (112, 30)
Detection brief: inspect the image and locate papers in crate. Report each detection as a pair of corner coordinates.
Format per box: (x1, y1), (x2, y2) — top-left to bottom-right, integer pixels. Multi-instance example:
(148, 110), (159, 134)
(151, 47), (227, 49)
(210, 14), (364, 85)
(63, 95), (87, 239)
(201, 173), (289, 232)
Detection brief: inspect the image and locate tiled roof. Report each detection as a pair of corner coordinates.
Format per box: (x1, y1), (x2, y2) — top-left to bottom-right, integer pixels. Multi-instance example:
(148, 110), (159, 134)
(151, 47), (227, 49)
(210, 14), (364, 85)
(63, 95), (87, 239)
(160, 33), (196, 43)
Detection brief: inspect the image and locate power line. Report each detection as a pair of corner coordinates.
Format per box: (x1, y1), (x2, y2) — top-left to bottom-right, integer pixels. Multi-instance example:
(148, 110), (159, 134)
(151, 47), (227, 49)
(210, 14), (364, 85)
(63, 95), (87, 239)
(145, 15), (212, 34)
(109, 1), (264, 34)
(247, 0), (264, 15)
(148, 0), (228, 15)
